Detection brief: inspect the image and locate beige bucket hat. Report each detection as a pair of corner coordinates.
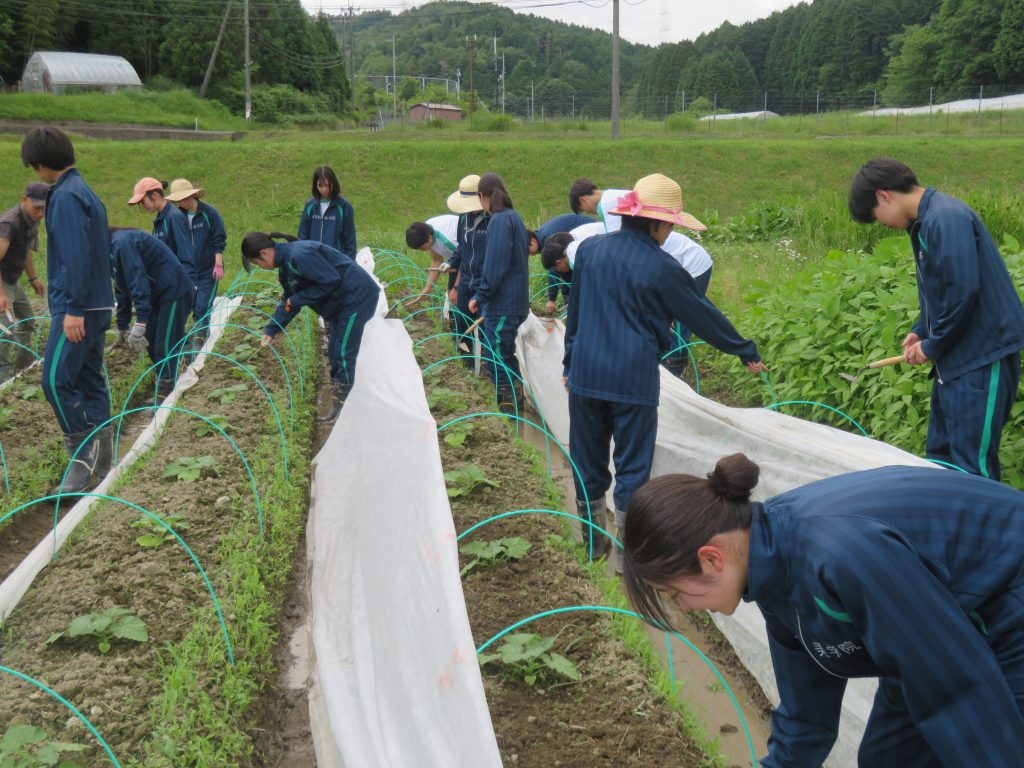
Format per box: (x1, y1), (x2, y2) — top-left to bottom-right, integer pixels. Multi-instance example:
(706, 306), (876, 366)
(447, 174), (483, 214)
(165, 178), (204, 202)
(608, 173), (706, 231)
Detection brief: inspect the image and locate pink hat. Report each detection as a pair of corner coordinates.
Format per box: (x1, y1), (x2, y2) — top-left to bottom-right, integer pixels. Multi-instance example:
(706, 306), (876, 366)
(128, 177), (164, 205)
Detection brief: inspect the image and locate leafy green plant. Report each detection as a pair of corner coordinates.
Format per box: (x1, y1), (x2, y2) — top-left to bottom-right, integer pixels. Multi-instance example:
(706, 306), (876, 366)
(0, 406), (12, 432)
(427, 386), (467, 412)
(442, 420), (475, 448)
(18, 385), (43, 402)
(479, 633), (579, 687)
(443, 463), (499, 498)
(46, 607), (148, 654)
(459, 536), (531, 577)
(0, 724), (87, 768)
(230, 342), (259, 362)
(131, 512), (190, 549)
(194, 414), (233, 437)
(162, 455), (218, 482)
(209, 383), (248, 404)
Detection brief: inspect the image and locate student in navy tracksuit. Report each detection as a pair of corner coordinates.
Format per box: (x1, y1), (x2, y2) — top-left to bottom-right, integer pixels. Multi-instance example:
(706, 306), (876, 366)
(129, 177), (198, 308)
(441, 175), (488, 367)
(241, 232), (380, 424)
(624, 454), (1024, 768)
(540, 232), (574, 315)
(850, 158), (1024, 480)
(564, 174), (765, 555)
(530, 212), (593, 315)
(297, 165), (357, 259)
(467, 173), (529, 413)
(166, 178), (226, 345)
(110, 229), (194, 394)
(22, 127), (114, 493)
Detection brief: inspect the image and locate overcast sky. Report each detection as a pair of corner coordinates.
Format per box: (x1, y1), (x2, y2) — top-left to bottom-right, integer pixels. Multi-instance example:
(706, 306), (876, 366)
(300, 0), (805, 47)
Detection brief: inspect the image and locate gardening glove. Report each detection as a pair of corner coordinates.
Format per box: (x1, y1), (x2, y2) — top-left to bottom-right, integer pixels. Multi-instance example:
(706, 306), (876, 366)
(212, 263), (224, 280)
(127, 322), (148, 352)
(437, 262), (452, 274)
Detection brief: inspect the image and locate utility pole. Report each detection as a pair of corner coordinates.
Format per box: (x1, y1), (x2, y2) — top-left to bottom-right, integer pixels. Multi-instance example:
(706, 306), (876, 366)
(243, 0), (251, 120)
(467, 35), (476, 113)
(201, 0), (232, 99)
(501, 51), (505, 113)
(392, 33), (397, 120)
(611, 0), (620, 138)
(347, 0), (356, 111)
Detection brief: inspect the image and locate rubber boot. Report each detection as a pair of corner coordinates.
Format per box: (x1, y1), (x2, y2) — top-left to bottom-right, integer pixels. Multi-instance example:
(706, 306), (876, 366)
(91, 426), (114, 483)
(575, 498), (611, 559)
(54, 431), (97, 495)
(496, 387), (516, 416)
(156, 377), (176, 400)
(317, 379), (348, 424)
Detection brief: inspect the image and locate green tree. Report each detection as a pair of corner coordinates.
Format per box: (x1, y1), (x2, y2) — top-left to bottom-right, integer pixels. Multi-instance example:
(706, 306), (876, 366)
(994, 0), (1024, 84)
(881, 24), (941, 105)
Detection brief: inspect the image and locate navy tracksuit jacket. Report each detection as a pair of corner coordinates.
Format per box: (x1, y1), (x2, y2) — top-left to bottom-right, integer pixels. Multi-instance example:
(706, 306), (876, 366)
(153, 203), (197, 291)
(184, 200), (227, 331)
(111, 230), (194, 382)
(446, 211), (489, 346)
(751, 465), (1024, 767)
(298, 196), (357, 259)
(535, 212), (591, 304)
(42, 168), (114, 435)
(908, 187), (1024, 479)
(265, 240), (380, 387)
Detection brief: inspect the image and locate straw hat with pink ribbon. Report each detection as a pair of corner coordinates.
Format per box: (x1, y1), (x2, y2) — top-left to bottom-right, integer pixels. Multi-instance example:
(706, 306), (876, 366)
(608, 173), (706, 231)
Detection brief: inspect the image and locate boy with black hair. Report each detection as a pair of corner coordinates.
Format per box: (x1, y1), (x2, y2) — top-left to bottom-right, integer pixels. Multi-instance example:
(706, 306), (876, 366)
(532, 212), (594, 314)
(22, 126), (114, 493)
(849, 157), (1024, 480)
(405, 214), (458, 299)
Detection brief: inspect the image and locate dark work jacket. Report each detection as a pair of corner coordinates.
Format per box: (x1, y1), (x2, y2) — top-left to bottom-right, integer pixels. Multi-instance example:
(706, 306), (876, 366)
(563, 229), (758, 406)
(44, 169), (113, 317)
(447, 211), (489, 305)
(534, 212), (593, 248)
(909, 187), (1024, 382)
(472, 208), (529, 317)
(0, 205), (39, 283)
(298, 195), (357, 259)
(265, 240), (379, 337)
(110, 230), (193, 329)
(153, 203), (197, 285)
(184, 201), (227, 272)
(750, 466), (1024, 768)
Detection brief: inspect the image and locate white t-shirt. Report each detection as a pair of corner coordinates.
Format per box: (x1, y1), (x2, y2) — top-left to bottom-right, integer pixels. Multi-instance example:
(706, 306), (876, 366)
(427, 214), (459, 260)
(595, 188), (631, 232)
(565, 221), (712, 279)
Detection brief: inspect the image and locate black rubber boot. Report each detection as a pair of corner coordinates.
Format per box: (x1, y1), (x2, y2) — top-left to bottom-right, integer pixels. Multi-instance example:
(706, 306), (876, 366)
(575, 498), (611, 558)
(317, 379), (349, 424)
(54, 431), (97, 495)
(91, 426), (114, 482)
(496, 387), (516, 415)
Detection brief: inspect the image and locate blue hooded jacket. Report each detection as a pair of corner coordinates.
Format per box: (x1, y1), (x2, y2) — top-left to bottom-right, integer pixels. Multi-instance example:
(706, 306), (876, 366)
(44, 168), (113, 317)
(264, 240), (379, 337)
(447, 211), (489, 304)
(184, 201), (227, 272)
(471, 208), (529, 317)
(110, 230), (194, 330)
(909, 187), (1024, 382)
(298, 196), (357, 259)
(750, 465), (1024, 767)
(153, 202), (197, 285)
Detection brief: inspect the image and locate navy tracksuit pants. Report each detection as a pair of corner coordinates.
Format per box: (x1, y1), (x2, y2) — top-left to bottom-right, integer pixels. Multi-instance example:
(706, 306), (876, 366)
(452, 283), (479, 363)
(146, 295), (188, 383)
(42, 311), (111, 436)
(568, 392), (658, 527)
(664, 267), (713, 378)
(927, 351), (1021, 480)
(191, 271), (219, 337)
(328, 300), (376, 388)
(480, 314), (525, 397)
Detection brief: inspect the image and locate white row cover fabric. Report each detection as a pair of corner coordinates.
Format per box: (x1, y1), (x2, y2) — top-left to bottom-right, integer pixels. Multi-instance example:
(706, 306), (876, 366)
(516, 312), (934, 767)
(859, 92), (1024, 117)
(0, 296), (239, 623)
(306, 313), (501, 768)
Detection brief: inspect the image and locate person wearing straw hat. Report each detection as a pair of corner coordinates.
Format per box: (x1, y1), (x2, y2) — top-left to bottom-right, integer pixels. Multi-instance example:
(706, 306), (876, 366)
(21, 127), (114, 494)
(0, 182), (49, 380)
(622, 454), (1024, 768)
(439, 174), (488, 368)
(166, 178), (227, 350)
(563, 173), (766, 559)
(128, 177), (198, 301)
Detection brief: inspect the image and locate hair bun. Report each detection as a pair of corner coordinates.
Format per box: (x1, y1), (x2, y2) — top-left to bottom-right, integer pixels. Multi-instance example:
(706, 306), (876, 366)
(706, 453), (759, 502)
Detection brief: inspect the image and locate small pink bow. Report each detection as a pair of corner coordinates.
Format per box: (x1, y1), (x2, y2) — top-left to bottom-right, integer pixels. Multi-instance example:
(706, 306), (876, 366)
(617, 189), (644, 215)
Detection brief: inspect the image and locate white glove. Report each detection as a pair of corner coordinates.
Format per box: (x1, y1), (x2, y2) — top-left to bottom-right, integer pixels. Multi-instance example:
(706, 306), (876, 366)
(438, 262), (452, 274)
(127, 322), (148, 352)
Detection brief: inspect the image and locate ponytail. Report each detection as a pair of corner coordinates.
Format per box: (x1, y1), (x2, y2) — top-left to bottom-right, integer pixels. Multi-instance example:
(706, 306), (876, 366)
(622, 454), (759, 629)
(478, 172), (514, 212)
(241, 231), (295, 272)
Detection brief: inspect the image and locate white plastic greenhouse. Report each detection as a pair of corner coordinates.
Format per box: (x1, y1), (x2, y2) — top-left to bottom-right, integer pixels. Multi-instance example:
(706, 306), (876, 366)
(20, 51), (142, 94)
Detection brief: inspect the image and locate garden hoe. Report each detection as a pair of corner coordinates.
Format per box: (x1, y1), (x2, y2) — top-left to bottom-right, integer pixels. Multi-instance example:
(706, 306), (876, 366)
(457, 315), (485, 354)
(839, 354), (905, 384)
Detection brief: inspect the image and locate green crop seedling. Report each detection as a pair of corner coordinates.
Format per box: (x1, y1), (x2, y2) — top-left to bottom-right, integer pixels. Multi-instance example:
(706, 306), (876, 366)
(427, 386), (468, 413)
(460, 537), (531, 577)
(162, 455), (218, 482)
(131, 512), (190, 549)
(209, 384), (248, 404)
(444, 463), (499, 498)
(442, 420), (475, 448)
(0, 724), (87, 768)
(46, 607), (148, 654)
(18, 385), (42, 402)
(479, 633), (580, 688)
(194, 414), (233, 437)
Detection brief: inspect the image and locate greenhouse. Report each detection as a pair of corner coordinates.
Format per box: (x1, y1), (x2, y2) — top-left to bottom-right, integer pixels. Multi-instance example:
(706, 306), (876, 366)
(19, 51), (141, 94)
